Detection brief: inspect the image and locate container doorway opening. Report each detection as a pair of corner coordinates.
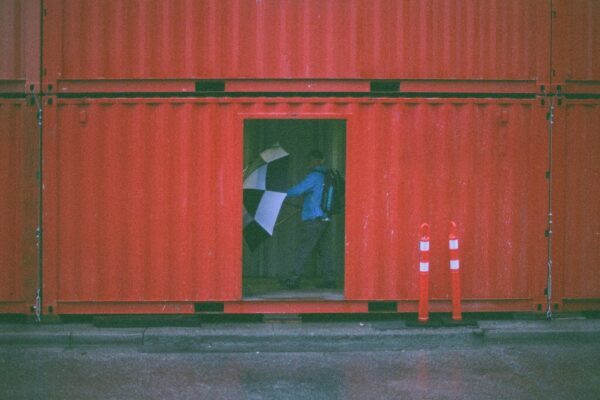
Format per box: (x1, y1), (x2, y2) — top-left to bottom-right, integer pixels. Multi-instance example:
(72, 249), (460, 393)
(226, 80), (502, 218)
(243, 119), (346, 300)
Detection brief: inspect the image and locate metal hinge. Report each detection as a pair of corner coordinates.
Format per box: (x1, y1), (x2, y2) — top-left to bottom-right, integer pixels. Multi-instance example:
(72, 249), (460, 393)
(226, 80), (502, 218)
(33, 288), (41, 323)
(546, 106), (554, 126)
(29, 93), (43, 127)
(34, 227), (42, 323)
(36, 226), (41, 247)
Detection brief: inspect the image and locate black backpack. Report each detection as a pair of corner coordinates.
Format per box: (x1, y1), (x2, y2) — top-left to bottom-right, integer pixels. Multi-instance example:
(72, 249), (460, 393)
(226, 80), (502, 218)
(316, 169), (345, 216)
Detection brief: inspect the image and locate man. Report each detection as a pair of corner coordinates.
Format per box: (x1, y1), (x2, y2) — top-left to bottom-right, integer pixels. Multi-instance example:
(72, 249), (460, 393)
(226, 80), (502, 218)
(283, 150), (336, 289)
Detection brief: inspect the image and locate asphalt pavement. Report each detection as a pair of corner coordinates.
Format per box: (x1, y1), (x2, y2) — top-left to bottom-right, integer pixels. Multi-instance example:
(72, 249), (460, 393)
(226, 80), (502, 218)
(2, 314), (599, 399)
(1, 342), (600, 399)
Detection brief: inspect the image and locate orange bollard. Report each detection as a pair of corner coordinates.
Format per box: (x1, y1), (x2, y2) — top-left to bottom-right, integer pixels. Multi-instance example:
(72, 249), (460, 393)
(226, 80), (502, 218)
(449, 221), (462, 321)
(418, 223), (430, 323)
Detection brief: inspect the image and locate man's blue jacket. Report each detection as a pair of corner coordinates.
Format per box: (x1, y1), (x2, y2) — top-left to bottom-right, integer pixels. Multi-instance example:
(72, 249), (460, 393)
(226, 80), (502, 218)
(287, 166), (327, 221)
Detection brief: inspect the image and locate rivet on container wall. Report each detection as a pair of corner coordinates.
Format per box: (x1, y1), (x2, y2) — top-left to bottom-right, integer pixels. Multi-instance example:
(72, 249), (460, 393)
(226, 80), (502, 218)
(79, 110), (87, 124)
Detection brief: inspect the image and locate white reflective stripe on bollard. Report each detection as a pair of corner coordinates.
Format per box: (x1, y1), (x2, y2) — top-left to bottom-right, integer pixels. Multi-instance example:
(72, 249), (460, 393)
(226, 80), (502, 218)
(450, 259), (460, 270)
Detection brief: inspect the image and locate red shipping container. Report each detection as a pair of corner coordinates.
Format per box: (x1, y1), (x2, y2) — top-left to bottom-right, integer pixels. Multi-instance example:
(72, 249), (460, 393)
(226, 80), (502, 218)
(0, 0), (41, 93)
(42, 0), (550, 93)
(42, 97), (549, 315)
(552, 0), (600, 93)
(553, 99), (600, 311)
(0, 0), (594, 316)
(0, 99), (39, 314)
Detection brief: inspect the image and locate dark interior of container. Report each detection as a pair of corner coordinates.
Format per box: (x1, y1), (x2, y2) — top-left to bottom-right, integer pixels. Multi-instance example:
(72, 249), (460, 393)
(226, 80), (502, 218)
(243, 119), (346, 299)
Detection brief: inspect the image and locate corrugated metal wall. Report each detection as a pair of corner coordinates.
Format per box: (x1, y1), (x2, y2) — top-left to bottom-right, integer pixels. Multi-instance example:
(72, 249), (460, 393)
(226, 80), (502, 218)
(0, 0), (23, 82)
(553, 0), (600, 92)
(43, 99), (242, 313)
(0, 0), (41, 93)
(554, 100), (600, 310)
(0, 0), (598, 315)
(43, 0), (550, 91)
(42, 97), (551, 313)
(0, 0), (41, 314)
(345, 99), (548, 304)
(551, 0), (600, 310)
(0, 99), (39, 313)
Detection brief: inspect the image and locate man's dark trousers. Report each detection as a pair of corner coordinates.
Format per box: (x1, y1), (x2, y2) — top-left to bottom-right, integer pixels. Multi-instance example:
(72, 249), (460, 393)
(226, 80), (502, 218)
(288, 219), (334, 285)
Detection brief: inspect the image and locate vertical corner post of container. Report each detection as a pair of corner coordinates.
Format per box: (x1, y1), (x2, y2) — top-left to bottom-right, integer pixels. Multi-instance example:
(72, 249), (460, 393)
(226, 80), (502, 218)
(449, 221), (462, 321)
(418, 223), (431, 323)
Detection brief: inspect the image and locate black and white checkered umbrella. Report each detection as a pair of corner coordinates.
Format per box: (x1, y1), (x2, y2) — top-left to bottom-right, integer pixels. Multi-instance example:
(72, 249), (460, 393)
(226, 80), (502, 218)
(243, 144), (289, 251)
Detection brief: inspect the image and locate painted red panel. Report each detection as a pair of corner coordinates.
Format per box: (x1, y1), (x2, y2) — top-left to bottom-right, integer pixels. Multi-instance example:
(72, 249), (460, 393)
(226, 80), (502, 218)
(44, 97), (549, 313)
(0, 0), (41, 93)
(555, 100), (600, 306)
(553, 0), (600, 92)
(43, 99), (243, 311)
(42, 0), (550, 91)
(345, 99), (548, 306)
(0, 99), (39, 314)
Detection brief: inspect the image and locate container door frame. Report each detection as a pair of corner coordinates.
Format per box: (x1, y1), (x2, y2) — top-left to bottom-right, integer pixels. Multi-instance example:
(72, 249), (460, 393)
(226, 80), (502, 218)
(237, 111), (354, 299)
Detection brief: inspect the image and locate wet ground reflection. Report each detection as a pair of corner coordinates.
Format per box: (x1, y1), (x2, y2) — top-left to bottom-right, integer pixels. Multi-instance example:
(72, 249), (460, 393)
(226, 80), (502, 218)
(1, 344), (599, 399)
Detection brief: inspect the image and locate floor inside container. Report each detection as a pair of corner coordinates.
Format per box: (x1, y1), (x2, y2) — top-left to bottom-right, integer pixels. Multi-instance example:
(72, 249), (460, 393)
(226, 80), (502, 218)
(243, 278), (344, 301)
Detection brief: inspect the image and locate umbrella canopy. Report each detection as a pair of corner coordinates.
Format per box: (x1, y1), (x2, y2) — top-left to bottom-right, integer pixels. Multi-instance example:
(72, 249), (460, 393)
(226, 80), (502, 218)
(243, 144), (289, 250)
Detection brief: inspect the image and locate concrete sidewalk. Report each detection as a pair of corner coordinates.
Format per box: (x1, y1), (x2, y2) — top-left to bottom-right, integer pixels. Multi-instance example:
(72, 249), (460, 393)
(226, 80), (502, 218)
(1, 316), (598, 352)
